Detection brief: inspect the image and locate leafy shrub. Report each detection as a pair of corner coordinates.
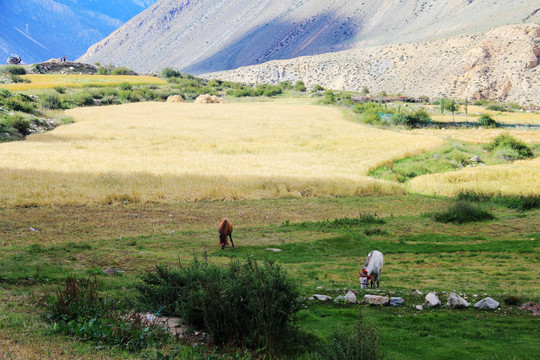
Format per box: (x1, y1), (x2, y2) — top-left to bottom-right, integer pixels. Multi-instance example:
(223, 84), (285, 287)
(0, 89), (12, 98)
(44, 276), (170, 352)
(118, 82), (133, 91)
(503, 295), (522, 306)
(96, 67), (110, 75)
(5, 97), (36, 113)
(486, 103), (508, 112)
(315, 310), (383, 360)
(53, 86), (66, 94)
(433, 201), (494, 224)
(111, 67), (135, 75)
(477, 114), (498, 128)
(280, 81), (292, 90)
(161, 67), (182, 78)
(11, 115), (31, 136)
(136, 257), (303, 352)
(40, 92), (62, 109)
(485, 133), (533, 159)
(294, 81), (307, 92)
(2, 65), (26, 75)
(393, 108), (431, 127)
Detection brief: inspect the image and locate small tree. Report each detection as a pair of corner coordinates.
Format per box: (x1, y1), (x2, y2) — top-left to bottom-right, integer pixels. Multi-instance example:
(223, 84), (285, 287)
(294, 81), (307, 92)
(464, 97), (469, 122)
(444, 99), (459, 121)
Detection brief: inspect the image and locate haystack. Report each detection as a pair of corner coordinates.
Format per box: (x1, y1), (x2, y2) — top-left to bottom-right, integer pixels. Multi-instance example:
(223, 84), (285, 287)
(166, 95), (184, 103)
(194, 94), (225, 104)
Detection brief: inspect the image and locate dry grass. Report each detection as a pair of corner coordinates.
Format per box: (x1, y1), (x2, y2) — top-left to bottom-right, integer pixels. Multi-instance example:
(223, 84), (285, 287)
(408, 157), (540, 196)
(0, 102), (444, 206)
(0, 74), (167, 91)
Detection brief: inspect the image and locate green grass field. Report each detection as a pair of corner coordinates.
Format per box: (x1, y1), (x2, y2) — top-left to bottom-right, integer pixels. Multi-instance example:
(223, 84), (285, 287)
(0, 78), (539, 359)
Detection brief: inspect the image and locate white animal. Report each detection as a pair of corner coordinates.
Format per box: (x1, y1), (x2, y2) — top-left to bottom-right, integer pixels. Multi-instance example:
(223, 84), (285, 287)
(362, 250), (384, 289)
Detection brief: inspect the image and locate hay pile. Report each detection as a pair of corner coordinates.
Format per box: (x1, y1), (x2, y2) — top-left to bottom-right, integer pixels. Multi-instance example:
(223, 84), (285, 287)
(166, 95), (184, 103)
(194, 94), (225, 104)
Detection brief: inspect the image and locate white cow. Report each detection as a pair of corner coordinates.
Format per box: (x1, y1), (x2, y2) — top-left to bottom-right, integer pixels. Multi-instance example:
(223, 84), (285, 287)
(361, 250), (384, 289)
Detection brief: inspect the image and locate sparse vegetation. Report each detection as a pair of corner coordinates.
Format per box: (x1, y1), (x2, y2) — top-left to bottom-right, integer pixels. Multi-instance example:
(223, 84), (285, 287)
(432, 200), (494, 223)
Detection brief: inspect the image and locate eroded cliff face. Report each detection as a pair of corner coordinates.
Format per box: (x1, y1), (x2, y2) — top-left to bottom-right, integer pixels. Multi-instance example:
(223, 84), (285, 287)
(203, 24), (540, 105)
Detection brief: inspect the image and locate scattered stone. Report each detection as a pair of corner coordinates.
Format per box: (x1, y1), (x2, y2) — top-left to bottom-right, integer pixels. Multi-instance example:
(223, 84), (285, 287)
(312, 294), (332, 302)
(425, 293), (441, 307)
(415, 305), (423, 311)
(520, 302), (540, 316)
(473, 294), (479, 298)
(364, 294), (389, 305)
(414, 290), (424, 295)
(344, 290), (357, 304)
(102, 267), (117, 276)
(316, 286), (324, 290)
(29, 227), (38, 232)
(447, 292), (470, 308)
(264, 248), (282, 252)
(470, 155), (482, 163)
(390, 297), (404, 306)
(474, 297), (500, 310)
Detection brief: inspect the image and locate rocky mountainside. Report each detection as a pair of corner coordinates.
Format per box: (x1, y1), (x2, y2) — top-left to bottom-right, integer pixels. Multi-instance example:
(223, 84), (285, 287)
(0, 0), (157, 64)
(79, 0), (539, 75)
(206, 23), (540, 105)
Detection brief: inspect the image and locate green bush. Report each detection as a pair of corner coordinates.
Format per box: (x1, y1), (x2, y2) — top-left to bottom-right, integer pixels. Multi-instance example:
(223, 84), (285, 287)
(161, 67), (182, 78)
(294, 81), (307, 92)
(40, 92), (62, 110)
(136, 257), (303, 352)
(96, 67), (110, 75)
(118, 82), (133, 91)
(485, 133), (533, 159)
(393, 108), (431, 127)
(433, 201), (494, 224)
(2, 65), (26, 75)
(486, 103), (508, 112)
(111, 67), (135, 75)
(5, 96), (36, 113)
(11, 115), (31, 136)
(477, 114), (498, 128)
(44, 276), (170, 352)
(314, 310), (383, 360)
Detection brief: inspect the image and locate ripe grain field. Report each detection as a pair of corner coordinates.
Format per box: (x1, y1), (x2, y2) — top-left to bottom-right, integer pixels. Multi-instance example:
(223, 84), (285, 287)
(0, 101), (445, 206)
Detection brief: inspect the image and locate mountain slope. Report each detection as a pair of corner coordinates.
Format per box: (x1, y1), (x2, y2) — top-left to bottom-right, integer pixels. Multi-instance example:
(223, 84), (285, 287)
(78, 0), (540, 74)
(204, 23), (540, 105)
(0, 0), (157, 64)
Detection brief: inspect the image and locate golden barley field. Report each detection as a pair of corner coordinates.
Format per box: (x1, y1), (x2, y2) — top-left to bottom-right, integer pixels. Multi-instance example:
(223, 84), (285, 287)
(0, 102), (444, 206)
(408, 156), (540, 196)
(0, 74), (167, 91)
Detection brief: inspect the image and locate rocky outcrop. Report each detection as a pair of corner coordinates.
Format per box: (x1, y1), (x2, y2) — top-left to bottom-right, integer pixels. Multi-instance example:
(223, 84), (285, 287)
(204, 23), (540, 105)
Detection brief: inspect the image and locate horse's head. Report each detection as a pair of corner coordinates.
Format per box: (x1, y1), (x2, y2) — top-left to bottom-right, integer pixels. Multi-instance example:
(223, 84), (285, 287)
(219, 233), (227, 249)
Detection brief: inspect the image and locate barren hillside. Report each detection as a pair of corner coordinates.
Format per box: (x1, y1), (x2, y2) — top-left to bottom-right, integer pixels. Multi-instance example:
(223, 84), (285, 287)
(204, 23), (540, 105)
(78, 0), (540, 75)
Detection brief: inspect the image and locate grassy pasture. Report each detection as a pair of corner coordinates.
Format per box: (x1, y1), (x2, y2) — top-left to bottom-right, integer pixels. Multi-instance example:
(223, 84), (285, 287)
(0, 74), (167, 91)
(0, 102), (445, 206)
(428, 104), (540, 125)
(0, 97), (539, 359)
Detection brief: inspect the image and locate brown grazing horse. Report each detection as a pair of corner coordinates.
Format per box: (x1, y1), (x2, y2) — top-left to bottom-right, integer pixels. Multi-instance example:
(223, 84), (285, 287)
(218, 218), (234, 249)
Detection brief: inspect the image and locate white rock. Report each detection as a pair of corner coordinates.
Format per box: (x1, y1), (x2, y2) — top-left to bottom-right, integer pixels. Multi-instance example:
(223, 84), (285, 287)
(390, 297), (404, 306)
(447, 292), (470, 308)
(415, 305), (424, 311)
(344, 290), (357, 304)
(474, 297), (500, 310)
(425, 293), (441, 307)
(364, 295), (389, 305)
(313, 294), (332, 302)
(264, 248), (282, 252)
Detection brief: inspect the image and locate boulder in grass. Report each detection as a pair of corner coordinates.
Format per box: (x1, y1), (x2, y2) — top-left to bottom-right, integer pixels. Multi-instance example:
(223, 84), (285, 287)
(390, 297), (404, 306)
(425, 293), (441, 307)
(474, 297), (500, 310)
(344, 290), (357, 304)
(312, 294), (332, 302)
(102, 267), (117, 275)
(364, 294), (389, 305)
(447, 292), (470, 308)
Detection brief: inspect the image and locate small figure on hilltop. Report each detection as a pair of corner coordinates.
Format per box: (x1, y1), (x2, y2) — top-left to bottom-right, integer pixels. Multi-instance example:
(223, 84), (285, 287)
(360, 250), (384, 289)
(218, 218), (234, 249)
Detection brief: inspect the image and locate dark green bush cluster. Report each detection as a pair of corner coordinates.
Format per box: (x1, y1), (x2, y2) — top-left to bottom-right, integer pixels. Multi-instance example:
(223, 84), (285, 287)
(319, 91), (353, 105)
(485, 133), (533, 160)
(392, 108), (431, 127)
(294, 81), (307, 92)
(1, 65), (26, 75)
(314, 310), (383, 360)
(477, 114), (498, 128)
(354, 102), (393, 124)
(136, 257), (303, 352)
(457, 192), (540, 211)
(433, 201), (494, 224)
(44, 276), (170, 352)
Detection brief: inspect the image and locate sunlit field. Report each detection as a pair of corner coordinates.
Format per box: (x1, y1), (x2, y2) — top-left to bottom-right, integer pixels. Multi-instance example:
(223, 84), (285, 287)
(0, 102), (444, 206)
(409, 156), (540, 196)
(427, 105), (540, 125)
(411, 128), (540, 144)
(0, 74), (167, 91)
